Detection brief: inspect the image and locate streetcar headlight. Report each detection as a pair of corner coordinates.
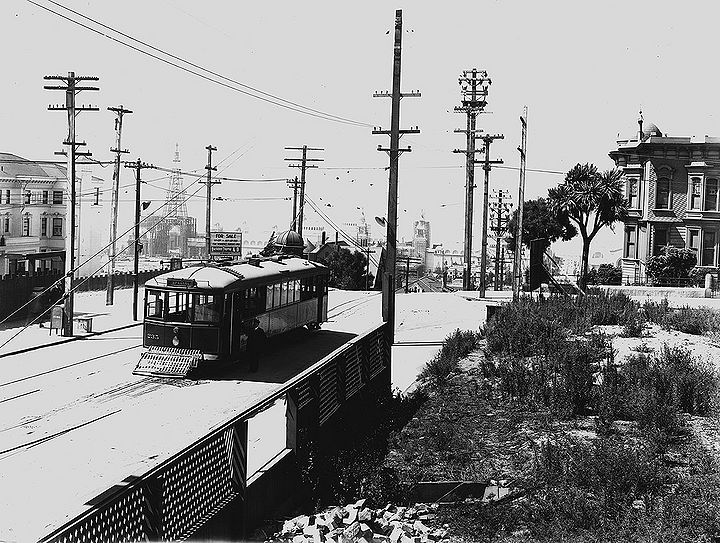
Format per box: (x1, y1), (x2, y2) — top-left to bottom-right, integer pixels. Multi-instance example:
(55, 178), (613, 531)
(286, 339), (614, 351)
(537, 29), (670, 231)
(172, 335), (180, 347)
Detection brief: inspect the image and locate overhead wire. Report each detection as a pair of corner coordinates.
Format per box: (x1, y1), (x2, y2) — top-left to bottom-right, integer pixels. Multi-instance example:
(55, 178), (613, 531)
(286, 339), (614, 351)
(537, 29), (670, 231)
(28, 0), (373, 128)
(0, 144), (261, 337)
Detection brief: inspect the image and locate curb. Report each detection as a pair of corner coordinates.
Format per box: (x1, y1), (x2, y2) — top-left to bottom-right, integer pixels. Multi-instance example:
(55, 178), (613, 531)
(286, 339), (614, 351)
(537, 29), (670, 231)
(0, 322), (142, 359)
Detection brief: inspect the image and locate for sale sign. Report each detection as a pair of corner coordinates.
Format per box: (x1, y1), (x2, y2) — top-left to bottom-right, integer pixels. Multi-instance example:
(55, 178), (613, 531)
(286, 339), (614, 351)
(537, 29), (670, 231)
(210, 231), (242, 258)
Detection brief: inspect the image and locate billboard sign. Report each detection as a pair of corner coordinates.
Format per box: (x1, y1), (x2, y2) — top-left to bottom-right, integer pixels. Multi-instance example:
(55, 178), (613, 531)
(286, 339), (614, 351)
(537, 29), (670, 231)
(209, 231), (242, 259)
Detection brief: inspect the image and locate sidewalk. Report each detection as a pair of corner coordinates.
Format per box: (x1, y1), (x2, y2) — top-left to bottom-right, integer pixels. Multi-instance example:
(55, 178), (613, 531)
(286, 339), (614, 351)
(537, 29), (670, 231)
(0, 287), (143, 356)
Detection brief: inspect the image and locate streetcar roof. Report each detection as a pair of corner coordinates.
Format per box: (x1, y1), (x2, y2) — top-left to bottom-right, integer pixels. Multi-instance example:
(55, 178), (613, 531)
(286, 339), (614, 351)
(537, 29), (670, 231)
(144, 256), (328, 291)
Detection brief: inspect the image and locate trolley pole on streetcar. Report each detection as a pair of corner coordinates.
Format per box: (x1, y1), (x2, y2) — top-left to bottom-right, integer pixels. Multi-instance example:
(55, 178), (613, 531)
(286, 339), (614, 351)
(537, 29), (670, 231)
(126, 159), (152, 322)
(372, 9), (420, 345)
(106, 105), (132, 306)
(286, 176), (301, 230)
(202, 145), (218, 261)
(44, 72), (99, 337)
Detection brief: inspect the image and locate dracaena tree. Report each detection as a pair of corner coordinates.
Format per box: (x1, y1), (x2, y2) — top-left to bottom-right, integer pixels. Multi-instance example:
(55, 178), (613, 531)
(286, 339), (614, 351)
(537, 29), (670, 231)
(548, 163), (628, 288)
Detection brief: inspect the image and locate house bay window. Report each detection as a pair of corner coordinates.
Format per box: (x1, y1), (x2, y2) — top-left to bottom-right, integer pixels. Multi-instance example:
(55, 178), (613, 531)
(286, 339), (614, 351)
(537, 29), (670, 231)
(690, 178), (702, 210)
(624, 225), (637, 258)
(627, 178), (639, 208)
(655, 178), (671, 209)
(702, 231), (717, 266)
(653, 227), (668, 256)
(705, 179), (719, 211)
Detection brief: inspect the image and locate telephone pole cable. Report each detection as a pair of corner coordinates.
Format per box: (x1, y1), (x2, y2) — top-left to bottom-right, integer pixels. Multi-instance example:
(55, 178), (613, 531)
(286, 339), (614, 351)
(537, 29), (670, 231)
(478, 133), (504, 297)
(286, 176), (301, 230)
(124, 159), (153, 321)
(44, 72), (99, 336)
(201, 145), (219, 260)
(372, 9), (420, 345)
(106, 105), (132, 306)
(285, 146), (324, 236)
(490, 189), (512, 290)
(453, 69), (490, 291)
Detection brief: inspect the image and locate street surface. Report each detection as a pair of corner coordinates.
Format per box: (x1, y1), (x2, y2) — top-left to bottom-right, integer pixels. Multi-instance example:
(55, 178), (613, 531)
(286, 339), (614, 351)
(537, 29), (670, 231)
(0, 288), (490, 542)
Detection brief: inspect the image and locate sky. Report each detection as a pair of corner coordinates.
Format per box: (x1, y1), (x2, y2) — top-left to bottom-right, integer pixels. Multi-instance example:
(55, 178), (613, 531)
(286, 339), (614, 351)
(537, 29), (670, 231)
(3, 0), (720, 261)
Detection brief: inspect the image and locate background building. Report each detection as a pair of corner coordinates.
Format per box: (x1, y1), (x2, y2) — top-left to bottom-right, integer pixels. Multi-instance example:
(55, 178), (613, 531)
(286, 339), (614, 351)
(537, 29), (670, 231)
(0, 153), (105, 276)
(609, 119), (720, 283)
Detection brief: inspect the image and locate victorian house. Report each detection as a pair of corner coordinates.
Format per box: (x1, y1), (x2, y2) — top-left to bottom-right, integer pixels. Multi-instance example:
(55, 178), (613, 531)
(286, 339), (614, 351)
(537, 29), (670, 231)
(0, 153), (107, 276)
(609, 119), (720, 284)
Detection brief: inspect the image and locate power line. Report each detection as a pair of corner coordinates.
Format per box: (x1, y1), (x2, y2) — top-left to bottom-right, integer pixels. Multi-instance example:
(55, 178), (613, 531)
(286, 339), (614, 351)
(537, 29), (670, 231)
(28, 0), (373, 128)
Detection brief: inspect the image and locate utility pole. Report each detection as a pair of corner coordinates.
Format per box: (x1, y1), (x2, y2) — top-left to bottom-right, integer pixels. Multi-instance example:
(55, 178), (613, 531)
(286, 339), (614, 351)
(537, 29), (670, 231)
(285, 146), (324, 236)
(286, 176), (300, 230)
(201, 145), (218, 260)
(404, 255), (410, 293)
(478, 134), (504, 298)
(453, 69), (491, 291)
(372, 9), (420, 345)
(489, 189), (512, 290)
(366, 245), (371, 291)
(125, 159), (152, 321)
(44, 72), (99, 337)
(513, 108), (528, 299)
(106, 105), (132, 306)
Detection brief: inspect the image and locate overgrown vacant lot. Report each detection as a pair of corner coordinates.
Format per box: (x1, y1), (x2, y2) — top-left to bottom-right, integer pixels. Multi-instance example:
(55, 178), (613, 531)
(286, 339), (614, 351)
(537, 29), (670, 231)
(385, 293), (720, 542)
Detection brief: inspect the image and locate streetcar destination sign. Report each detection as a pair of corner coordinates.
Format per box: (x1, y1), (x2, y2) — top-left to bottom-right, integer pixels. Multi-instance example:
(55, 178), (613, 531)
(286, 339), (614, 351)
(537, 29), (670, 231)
(210, 231), (243, 258)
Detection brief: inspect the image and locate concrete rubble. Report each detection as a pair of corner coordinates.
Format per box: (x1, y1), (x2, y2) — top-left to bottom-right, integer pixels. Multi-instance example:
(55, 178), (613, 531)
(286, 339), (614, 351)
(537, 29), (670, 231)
(268, 499), (450, 543)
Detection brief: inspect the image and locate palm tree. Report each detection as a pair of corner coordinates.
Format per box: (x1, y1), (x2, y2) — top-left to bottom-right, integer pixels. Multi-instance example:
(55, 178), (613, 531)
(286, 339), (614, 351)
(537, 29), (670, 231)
(548, 163), (628, 288)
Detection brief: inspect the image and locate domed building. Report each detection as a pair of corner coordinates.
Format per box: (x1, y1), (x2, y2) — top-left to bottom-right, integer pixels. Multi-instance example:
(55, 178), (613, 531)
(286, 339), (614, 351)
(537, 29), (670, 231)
(609, 115), (720, 284)
(272, 230), (305, 256)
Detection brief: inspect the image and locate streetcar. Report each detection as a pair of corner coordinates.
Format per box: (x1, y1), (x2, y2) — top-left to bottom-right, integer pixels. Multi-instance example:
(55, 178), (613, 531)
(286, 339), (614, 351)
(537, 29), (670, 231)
(134, 254), (329, 378)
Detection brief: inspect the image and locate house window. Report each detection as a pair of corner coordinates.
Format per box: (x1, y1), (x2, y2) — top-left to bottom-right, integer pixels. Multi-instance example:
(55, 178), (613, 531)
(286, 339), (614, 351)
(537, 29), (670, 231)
(22, 215), (30, 236)
(52, 190), (63, 204)
(689, 228), (700, 254)
(24, 191), (31, 204)
(690, 178), (702, 210)
(703, 231), (717, 267)
(4, 190), (9, 204)
(41, 217), (47, 237)
(653, 227), (668, 256)
(628, 178), (639, 208)
(705, 179), (719, 211)
(655, 177), (671, 209)
(3, 216), (9, 233)
(624, 225), (637, 258)
(52, 218), (62, 237)
(42, 191), (48, 204)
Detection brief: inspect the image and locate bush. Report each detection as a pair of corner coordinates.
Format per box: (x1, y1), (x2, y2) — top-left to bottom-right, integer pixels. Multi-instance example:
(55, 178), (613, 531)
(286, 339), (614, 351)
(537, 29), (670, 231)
(586, 263), (622, 286)
(645, 246), (697, 279)
(642, 298), (670, 325)
(689, 266), (718, 287)
(596, 345), (720, 437)
(418, 329), (480, 388)
(663, 306), (720, 335)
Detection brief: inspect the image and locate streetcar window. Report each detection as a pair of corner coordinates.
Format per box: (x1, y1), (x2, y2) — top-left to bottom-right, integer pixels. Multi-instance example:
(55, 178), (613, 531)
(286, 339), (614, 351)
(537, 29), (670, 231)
(274, 283), (282, 308)
(291, 280), (299, 303)
(280, 281), (288, 306)
(300, 277), (312, 301)
(145, 290), (165, 318)
(166, 292), (189, 322)
(266, 284), (274, 310)
(193, 294), (220, 323)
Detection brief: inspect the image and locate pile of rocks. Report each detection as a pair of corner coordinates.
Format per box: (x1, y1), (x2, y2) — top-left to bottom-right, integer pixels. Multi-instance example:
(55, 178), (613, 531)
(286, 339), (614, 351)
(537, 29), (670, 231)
(269, 500), (450, 543)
